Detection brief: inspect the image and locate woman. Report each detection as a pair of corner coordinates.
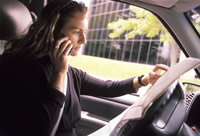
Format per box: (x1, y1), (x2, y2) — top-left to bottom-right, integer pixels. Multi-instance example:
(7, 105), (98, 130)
(0, 0), (168, 136)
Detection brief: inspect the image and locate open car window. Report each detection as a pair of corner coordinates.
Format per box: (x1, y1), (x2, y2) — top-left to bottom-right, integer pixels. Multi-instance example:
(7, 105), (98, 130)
(68, 0), (200, 93)
(185, 5), (200, 37)
(0, 0), (199, 93)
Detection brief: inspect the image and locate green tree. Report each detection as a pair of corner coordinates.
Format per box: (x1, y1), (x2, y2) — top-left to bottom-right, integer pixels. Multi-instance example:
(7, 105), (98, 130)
(108, 6), (172, 43)
(107, 6), (179, 66)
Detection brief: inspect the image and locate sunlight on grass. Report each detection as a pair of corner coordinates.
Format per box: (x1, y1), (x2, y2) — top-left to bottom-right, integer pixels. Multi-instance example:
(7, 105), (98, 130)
(69, 55), (154, 80)
(68, 55), (200, 87)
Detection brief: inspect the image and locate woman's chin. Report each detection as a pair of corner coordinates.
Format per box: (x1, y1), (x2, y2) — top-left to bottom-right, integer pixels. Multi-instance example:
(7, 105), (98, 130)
(70, 51), (80, 56)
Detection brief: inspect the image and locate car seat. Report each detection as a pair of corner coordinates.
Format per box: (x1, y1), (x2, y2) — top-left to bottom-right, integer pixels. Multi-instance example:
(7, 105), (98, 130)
(0, 0), (33, 40)
(0, 0), (47, 55)
(0, 1), (44, 135)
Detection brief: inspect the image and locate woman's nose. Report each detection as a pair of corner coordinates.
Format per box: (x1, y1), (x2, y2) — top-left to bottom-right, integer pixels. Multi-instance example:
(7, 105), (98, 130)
(78, 32), (87, 45)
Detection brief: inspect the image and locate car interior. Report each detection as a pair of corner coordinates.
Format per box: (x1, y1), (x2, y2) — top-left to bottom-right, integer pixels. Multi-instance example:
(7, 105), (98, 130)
(0, 0), (200, 136)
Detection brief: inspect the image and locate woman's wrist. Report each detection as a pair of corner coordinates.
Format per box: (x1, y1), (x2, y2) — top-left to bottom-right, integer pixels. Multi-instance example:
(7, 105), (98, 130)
(50, 71), (66, 94)
(133, 75), (149, 90)
(138, 75), (149, 86)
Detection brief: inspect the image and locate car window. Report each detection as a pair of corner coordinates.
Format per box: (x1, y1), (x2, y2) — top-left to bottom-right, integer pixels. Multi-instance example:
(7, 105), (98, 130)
(68, 0), (200, 93)
(0, 0), (199, 93)
(185, 5), (200, 37)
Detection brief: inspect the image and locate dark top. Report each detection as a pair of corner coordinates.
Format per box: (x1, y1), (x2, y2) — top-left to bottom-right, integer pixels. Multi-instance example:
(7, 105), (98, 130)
(0, 55), (136, 136)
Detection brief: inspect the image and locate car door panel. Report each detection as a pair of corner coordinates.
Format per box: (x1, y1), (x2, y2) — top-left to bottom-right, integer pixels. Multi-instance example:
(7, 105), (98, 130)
(76, 94), (139, 135)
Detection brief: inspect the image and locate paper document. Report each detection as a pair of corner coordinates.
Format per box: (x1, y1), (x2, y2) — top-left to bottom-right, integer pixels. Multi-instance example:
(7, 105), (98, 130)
(89, 57), (200, 136)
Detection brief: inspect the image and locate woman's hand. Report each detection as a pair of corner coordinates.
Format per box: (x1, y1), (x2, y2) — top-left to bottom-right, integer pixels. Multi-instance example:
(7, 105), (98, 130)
(48, 37), (73, 94)
(144, 64), (169, 85)
(133, 64), (169, 90)
(49, 37), (73, 74)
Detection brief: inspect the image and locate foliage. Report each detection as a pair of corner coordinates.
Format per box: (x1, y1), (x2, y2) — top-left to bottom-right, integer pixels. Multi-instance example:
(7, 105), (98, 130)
(107, 6), (172, 44)
(193, 21), (200, 34)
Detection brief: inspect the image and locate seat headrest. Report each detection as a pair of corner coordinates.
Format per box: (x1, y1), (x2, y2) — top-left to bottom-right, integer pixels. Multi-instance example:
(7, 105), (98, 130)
(0, 0), (32, 40)
(19, 0), (46, 17)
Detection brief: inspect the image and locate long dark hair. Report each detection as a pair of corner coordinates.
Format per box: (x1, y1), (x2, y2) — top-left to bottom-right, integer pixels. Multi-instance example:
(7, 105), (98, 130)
(3, 0), (87, 59)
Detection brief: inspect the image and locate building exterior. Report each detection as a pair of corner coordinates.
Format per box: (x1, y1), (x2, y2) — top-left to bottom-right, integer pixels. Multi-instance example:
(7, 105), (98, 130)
(84, 0), (171, 65)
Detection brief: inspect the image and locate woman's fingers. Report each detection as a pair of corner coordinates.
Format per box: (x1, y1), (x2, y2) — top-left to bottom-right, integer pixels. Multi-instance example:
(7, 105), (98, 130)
(57, 40), (72, 56)
(153, 64), (169, 77)
(56, 37), (69, 46)
(148, 71), (160, 84)
(149, 71), (161, 78)
(53, 37), (72, 57)
(63, 43), (73, 56)
(153, 64), (169, 72)
(148, 64), (169, 84)
(49, 37), (73, 73)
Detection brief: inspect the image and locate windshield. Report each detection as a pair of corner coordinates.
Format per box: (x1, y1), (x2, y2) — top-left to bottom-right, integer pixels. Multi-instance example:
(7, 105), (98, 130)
(185, 5), (200, 36)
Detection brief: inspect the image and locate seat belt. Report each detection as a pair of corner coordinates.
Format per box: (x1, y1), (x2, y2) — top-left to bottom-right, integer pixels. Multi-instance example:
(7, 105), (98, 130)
(50, 103), (65, 136)
(50, 74), (67, 136)
(37, 60), (67, 136)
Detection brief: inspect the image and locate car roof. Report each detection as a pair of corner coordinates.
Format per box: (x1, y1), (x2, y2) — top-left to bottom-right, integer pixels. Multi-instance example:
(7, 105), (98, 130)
(117, 0), (200, 12)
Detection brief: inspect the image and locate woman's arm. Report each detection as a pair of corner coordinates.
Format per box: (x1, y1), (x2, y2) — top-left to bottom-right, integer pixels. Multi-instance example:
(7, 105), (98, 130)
(48, 37), (73, 94)
(133, 64), (169, 89)
(74, 64), (168, 97)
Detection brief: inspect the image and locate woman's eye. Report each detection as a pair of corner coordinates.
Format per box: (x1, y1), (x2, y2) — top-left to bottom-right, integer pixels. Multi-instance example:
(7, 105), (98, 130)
(73, 31), (80, 34)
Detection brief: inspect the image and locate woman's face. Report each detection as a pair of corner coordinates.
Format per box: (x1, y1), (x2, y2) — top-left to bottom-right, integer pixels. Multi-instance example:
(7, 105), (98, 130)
(61, 9), (88, 56)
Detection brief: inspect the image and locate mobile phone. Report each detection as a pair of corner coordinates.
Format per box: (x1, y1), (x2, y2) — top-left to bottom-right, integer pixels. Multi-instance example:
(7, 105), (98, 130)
(54, 29), (74, 55)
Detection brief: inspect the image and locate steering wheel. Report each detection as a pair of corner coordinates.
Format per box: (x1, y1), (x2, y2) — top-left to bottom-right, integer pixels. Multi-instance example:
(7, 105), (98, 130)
(128, 81), (186, 136)
(107, 80), (186, 136)
(110, 58), (200, 136)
